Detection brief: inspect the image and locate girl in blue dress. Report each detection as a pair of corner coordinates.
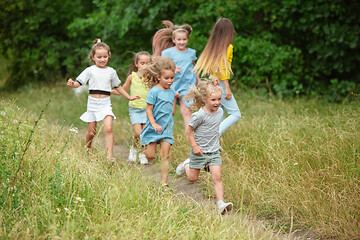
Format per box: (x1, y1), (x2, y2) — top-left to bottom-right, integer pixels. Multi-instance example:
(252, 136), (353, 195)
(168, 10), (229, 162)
(139, 57), (176, 190)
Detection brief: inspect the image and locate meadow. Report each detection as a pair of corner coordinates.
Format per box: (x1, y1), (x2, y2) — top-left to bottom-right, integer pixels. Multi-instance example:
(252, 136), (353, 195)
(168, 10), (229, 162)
(1, 83), (359, 239)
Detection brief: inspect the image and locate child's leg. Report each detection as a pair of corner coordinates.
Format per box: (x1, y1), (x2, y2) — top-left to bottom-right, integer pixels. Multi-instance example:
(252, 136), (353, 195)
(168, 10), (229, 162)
(132, 123), (144, 147)
(172, 99), (177, 116)
(86, 122), (97, 149)
(102, 115), (114, 157)
(209, 165), (224, 202)
(159, 141), (171, 185)
(218, 81), (241, 136)
(144, 142), (157, 160)
(186, 167), (201, 182)
(179, 101), (191, 129)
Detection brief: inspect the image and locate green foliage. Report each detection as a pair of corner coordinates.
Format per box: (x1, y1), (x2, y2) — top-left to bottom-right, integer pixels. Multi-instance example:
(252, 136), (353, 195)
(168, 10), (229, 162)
(1, 0), (359, 100)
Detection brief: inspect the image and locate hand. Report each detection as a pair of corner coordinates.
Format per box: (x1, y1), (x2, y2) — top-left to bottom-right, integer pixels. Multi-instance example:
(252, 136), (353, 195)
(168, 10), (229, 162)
(151, 122), (162, 133)
(129, 95), (141, 101)
(192, 145), (203, 155)
(67, 78), (75, 88)
(225, 88), (233, 100)
(175, 67), (181, 73)
(175, 92), (180, 98)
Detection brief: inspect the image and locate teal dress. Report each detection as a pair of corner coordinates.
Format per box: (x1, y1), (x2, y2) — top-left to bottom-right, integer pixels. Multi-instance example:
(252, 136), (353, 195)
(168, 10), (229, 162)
(140, 86), (176, 145)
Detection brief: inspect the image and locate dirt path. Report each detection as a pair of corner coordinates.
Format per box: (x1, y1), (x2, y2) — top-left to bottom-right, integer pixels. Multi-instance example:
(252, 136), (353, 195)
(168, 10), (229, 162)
(93, 132), (315, 240)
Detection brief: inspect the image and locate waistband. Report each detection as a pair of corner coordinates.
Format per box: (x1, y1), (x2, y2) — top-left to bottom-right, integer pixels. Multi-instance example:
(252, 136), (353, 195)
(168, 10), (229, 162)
(89, 90), (111, 96)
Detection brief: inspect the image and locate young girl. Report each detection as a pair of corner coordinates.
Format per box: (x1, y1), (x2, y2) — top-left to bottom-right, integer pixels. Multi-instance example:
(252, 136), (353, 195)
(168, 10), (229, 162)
(152, 20), (198, 129)
(194, 18), (241, 136)
(176, 80), (233, 214)
(111, 51), (151, 164)
(67, 38), (140, 162)
(138, 57), (176, 190)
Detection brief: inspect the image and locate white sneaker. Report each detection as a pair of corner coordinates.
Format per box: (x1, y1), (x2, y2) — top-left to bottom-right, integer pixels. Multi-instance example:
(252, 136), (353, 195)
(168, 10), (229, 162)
(176, 158), (190, 176)
(217, 201), (233, 215)
(128, 146), (137, 162)
(139, 153), (148, 165)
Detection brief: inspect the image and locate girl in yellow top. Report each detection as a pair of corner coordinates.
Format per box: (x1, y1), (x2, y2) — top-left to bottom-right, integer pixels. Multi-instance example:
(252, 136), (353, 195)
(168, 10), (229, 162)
(194, 18), (241, 136)
(112, 51), (151, 164)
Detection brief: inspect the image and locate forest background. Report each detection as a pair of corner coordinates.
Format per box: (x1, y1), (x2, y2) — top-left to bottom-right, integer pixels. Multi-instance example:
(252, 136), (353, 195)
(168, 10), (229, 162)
(1, 0), (359, 101)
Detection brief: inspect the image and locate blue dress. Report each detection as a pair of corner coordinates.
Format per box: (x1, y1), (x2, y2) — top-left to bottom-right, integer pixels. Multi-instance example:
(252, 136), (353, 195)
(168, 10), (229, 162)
(161, 47), (197, 107)
(140, 86), (176, 145)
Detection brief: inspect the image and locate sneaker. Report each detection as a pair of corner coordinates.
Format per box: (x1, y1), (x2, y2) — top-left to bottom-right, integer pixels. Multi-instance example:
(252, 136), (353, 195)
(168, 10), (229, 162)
(139, 153), (148, 165)
(217, 201), (233, 215)
(176, 158), (190, 176)
(128, 146), (137, 162)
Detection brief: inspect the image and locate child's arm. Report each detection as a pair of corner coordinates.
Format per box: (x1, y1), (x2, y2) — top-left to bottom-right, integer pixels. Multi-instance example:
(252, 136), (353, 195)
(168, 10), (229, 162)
(114, 85), (141, 101)
(186, 125), (203, 155)
(146, 104), (162, 133)
(222, 79), (233, 100)
(111, 74), (132, 95)
(67, 78), (81, 88)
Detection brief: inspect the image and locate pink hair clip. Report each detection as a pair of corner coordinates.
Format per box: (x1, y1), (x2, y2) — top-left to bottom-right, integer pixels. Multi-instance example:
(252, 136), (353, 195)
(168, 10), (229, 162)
(212, 81), (218, 86)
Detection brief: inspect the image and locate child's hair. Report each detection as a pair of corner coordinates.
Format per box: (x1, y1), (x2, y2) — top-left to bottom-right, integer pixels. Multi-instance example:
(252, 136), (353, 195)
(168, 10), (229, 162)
(88, 38), (111, 64)
(194, 18), (236, 77)
(138, 57), (176, 89)
(184, 79), (223, 111)
(152, 20), (193, 56)
(128, 51), (151, 75)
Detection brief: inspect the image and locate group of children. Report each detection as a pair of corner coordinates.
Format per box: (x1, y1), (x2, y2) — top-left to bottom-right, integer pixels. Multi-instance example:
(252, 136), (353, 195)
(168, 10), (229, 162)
(67, 18), (241, 214)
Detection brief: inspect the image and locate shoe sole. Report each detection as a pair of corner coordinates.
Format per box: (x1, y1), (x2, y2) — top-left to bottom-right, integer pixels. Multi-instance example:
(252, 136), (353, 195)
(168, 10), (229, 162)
(221, 203), (233, 215)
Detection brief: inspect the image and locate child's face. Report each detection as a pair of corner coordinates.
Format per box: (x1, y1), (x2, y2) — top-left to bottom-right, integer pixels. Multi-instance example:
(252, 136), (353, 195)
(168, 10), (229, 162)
(92, 48), (109, 68)
(157, 69), (175, 90)
(203, 90), (222, 113)
(172, 32), (188, 51)
(135, 55), (151, 70)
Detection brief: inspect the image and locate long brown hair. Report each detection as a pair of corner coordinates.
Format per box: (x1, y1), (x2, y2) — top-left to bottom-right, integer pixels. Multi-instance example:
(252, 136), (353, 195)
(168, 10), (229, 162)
(127, 51), (151, 75)
(88, 38), (111, 64)
(152, 20), (193, 56)
(193, 18), (235, 78)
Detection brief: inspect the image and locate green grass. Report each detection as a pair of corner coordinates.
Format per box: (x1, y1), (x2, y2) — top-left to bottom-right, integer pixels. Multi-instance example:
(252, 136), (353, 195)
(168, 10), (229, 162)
(1, 83), (360, 239)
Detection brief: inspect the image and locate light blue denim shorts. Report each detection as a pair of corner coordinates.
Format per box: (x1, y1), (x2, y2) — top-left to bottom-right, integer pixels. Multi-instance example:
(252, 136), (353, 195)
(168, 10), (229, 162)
(189, 149), (222, 169)
(129, 106), (147, 125)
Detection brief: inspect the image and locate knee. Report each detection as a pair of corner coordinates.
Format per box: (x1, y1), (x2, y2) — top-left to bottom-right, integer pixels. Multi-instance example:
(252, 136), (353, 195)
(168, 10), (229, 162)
(145, 152), (155, 160)
(232, 110), (241, 121)
(103, 125), (113, 135)
(188, 175), (198, 182)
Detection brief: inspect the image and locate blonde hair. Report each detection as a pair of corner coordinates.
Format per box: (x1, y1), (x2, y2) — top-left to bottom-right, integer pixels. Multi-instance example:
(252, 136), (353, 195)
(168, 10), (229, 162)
(138, 57), (176, 89)
(128, 51), (151, 75)
(193, 18), (235, 77)
(152, 20), (193, 56)
(88, 38), (111, 64)
(184, 80), (222, 111)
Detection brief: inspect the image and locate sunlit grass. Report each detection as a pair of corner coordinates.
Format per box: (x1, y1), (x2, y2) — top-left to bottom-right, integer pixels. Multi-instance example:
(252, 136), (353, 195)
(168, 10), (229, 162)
(1, 83), (360, 239)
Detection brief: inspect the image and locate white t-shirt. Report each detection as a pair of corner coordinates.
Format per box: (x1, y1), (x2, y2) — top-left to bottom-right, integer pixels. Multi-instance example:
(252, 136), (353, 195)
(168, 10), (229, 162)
(76, 65), (121, 92)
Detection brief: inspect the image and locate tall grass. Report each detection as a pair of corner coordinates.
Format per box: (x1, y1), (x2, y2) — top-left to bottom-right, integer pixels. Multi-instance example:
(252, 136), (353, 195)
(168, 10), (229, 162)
(2, 83), (360, 239)
(0, 99), (281, 239)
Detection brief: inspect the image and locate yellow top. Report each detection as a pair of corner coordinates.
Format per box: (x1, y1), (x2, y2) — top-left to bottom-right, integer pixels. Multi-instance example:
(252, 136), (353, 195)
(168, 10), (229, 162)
(217, 44), (233, 81)
(129, 72), (149, 109)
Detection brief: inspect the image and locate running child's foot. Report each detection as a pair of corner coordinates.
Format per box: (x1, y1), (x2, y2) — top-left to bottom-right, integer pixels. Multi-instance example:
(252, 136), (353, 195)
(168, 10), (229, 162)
(107, 155), (116, 163)
(128, 146), (137, 162)
(176, 158), (190, 176)
(139, 153), (148, 165)
(216, 200), (233, 215)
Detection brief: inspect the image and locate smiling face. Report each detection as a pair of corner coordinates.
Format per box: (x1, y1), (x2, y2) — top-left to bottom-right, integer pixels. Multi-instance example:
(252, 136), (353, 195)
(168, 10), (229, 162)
(157, 69), (175, 90)
(135, 55), (151, 70)
(92, 48), (109, 68)
(203, 90), (222, 113)
(172, 31), (189, 52)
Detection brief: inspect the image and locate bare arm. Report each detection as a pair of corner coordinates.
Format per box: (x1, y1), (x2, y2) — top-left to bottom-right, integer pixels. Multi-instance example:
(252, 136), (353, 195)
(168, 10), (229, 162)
(67, 78), (81, 88)
(114, 85), (141, 101)
(146, 103), (162, 133)
(222, 79), (232, 100)
(186, 125), (203, 155)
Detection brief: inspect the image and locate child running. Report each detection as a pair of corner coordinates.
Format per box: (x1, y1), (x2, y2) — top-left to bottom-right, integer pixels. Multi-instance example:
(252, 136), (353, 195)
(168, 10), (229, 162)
(194, 18), (241, 136)
(139, 57), (176, 190)
(176, 80), (233, 214)
(111, 51), (151, 164)
(152, 20), (198, 129)
(67, 38), (140, 162)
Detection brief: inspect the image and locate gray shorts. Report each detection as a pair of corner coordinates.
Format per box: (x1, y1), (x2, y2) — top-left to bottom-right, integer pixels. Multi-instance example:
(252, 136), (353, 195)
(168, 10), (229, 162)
(189, 149), (221, 169)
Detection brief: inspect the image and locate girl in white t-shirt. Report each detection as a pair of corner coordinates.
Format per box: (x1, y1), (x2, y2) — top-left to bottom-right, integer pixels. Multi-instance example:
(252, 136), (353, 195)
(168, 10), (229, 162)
(67, 38), (140, 162)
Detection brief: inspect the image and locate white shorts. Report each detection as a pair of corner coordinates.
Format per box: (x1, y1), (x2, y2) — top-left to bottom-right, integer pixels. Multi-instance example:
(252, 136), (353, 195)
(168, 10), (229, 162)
(80, 96), (116, 122)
